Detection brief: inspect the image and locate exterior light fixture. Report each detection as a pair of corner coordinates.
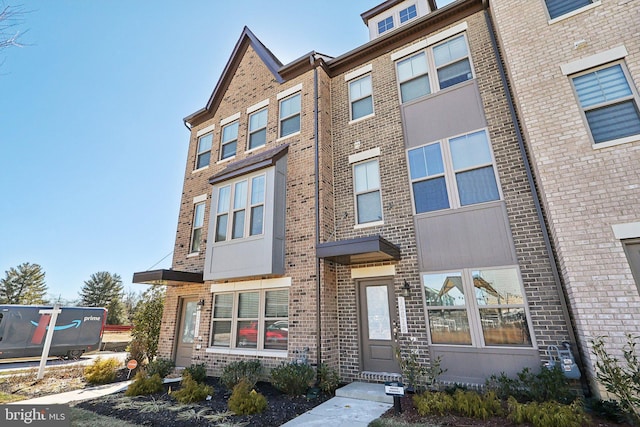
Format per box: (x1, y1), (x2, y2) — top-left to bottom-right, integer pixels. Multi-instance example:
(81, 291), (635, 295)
(402, 280), (411, 297)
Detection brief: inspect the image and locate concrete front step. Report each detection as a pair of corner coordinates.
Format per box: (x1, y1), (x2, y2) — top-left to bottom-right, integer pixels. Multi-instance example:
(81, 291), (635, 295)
(335, 382), (394, 404)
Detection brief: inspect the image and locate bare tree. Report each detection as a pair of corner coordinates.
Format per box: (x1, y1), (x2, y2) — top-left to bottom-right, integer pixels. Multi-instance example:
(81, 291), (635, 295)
(0, 2), (27, 53)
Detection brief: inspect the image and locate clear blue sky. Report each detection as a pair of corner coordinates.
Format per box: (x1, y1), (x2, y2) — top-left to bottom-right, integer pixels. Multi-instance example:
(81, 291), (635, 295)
(0, 0), (455, 302)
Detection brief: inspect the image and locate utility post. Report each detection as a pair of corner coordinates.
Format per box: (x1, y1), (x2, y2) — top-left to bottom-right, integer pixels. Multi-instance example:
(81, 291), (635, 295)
(36, 304), (62, 380)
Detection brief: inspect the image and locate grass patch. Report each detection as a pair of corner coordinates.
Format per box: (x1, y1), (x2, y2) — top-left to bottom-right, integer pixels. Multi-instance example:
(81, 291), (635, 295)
(0, 390), (27, 403)
(70, 407), (140, 427)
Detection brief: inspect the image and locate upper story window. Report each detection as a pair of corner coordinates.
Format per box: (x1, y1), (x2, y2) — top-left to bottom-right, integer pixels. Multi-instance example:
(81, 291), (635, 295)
(408, 129), (500, 214)
(195, 133), (212, 170)
(214, 172), (266, 242)
(354, 159), (383, 225)
(220, 121), (239, 160)
(423, 267), (533, 347)
(396, 34), (473, 103)
(399, 5), (417, 23)
(377, 16), (394, 34)
(279, 93), (301, 138)
(571, 62), (640, 145)
(248, 108), (268, 150)
(349, 74), (374, 121)
(190, 202), (206, 253)
(545, 0), (594, 20)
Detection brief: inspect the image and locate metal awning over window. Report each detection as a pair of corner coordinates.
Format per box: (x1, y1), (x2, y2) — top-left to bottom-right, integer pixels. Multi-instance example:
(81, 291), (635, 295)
(132, 269), (204, 286)
(316, 235), (401, 265)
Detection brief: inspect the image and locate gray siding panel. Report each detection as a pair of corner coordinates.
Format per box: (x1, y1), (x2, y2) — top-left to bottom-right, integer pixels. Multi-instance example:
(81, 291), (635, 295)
(403, 80), (487, 148)
(415, 201), (517, 271)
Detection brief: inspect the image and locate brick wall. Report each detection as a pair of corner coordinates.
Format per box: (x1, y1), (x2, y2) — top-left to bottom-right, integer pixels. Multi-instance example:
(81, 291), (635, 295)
(490, 0), (640, 389)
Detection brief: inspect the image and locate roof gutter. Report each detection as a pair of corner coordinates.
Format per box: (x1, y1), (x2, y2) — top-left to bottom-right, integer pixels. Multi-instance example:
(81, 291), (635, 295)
(481, 0), (589, 395)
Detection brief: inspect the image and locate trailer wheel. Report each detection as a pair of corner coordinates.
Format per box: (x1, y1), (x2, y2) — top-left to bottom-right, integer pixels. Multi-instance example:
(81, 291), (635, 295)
(67, 350), (83, 360)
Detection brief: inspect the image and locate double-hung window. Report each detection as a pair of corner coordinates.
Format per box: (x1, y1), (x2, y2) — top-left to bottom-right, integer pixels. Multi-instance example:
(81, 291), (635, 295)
(423, 267), (533, 347)
(195, 133), (212, 170)
(190, 201), (206, 253)
(279, 93), (301, 138)
(220, 121), (239, 160)
(354, 159), (383, 225)
(214, 172), (266, 242)
(399, 5), (417, 23)
(377, 16), (394, 34)
(571, 63), (640, 145)
(248, 108), (268, 150)
(544, 0), (594, 20)
(408, 130), (500, 214)
(349, 74), (374, 121)
(396, 33), (473, 103)
(210, 288), (289, 351)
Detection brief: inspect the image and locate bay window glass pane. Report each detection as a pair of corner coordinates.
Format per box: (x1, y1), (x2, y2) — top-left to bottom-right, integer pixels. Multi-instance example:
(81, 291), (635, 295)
(413, 177), (449, 213)
(450, 131), (492, 170)
(250, 205), (264, 235)
(251, 176), (265, 204)
(357, 191), (382, 223)
(428, 309), (471, 345)
(480, 308), (531, 346)
(473, 268), (524, 306)
(585, 101), (640, 143)
(232, 210), (245, 239)
(400, 75), (430, 103)
(238, 292), (259, 318)
(265, 290), (288, 317)
(352, 97), (373, 119)
(237, 320), (258, 348)
(213, 294), (233, 318)
(423, 272), (465, 306)
(408, 143), (444, 180)
(215, 214), (228, 242)
(456, 166), (499, 206)
(211, 321), (231, 347)
(574, 65), (631, 108)
(264, 320), (288, 350)
(217, 186), (230, 213)
(234, 181), (247, 209)
(433, 35), (468, 67)
(354, 160), (380, 192)
(438, 59), (472, 89)
(397, 52), (427, 81)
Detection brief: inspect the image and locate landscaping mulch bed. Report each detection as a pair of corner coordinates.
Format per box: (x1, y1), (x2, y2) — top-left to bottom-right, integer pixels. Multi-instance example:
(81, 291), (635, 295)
(76, 376), (331, 427)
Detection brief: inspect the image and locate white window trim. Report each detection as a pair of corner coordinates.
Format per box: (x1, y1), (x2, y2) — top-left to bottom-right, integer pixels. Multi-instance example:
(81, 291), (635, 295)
(348, 73), (375, 123)
(189, 201), (206, 254)
(247, 107), (268, 151)
(390, 22), (468, 61)
(277, 83), (303, 100)
(193, 194), (207, 204)
(349, 147), (380, 164)
(399, 4), (418, 24)
(194, 132), (213, 172)
(354, 220), (384, 229)
(422, 266), (537, 349)
(196, 123), (215, 137)
(408, 128), (502, 214)
(613, 222), (640, 240)
(278, 92), (302, 140)
(220, 112), (241, 126)
(220, 120), (239, 161)
(247, 98), (269, 114)
(345, 64), (373, 82)
(560, 45), (628, 76)
(547, 0), (600, 24)
(208, 284), (290, 353)
(353, 158), (384, 226)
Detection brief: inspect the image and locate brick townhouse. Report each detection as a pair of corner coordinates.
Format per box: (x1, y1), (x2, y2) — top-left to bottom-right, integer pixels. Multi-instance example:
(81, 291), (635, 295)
(489, 0), (640, 395)
(132, 0), (625, 390)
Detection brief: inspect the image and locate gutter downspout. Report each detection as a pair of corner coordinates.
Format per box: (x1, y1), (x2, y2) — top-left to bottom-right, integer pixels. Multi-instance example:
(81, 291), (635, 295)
(482, 1), (589, 395)
(312, 54), (323, 374)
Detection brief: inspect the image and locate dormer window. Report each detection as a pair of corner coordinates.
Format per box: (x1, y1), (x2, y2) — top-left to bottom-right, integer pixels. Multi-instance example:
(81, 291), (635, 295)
(377, 16), (394, 35)
(399, 5), (417, 23)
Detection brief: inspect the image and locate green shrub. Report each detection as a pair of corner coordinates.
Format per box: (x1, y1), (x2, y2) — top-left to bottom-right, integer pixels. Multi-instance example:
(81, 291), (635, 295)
(486, 366), (575, 404)
(173, 372), (213, 404)
(317, 363), (340, 395)
(84, 357), (121, 385)
(146, 358), (175, 379)
(270, 361), (315, 396)
(585, 398), (628, 424)
(125, 372), (163, 396)
(184, 363), (207, 384)
(413, 389), (503, 419)
(228, 378), (267, 415)
(507, 396), (589, 427)
(592, 334), (640, 426)
(220, 359), (262, 390)
(413, 391), (454, 416)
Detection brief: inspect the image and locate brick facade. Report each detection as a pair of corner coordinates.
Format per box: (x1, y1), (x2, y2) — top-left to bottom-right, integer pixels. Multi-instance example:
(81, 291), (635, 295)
(490, 0), (640, 393)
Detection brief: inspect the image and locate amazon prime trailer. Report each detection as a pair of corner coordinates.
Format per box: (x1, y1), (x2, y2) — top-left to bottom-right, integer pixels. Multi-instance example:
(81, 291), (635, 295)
(0, 305), (107, 359)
